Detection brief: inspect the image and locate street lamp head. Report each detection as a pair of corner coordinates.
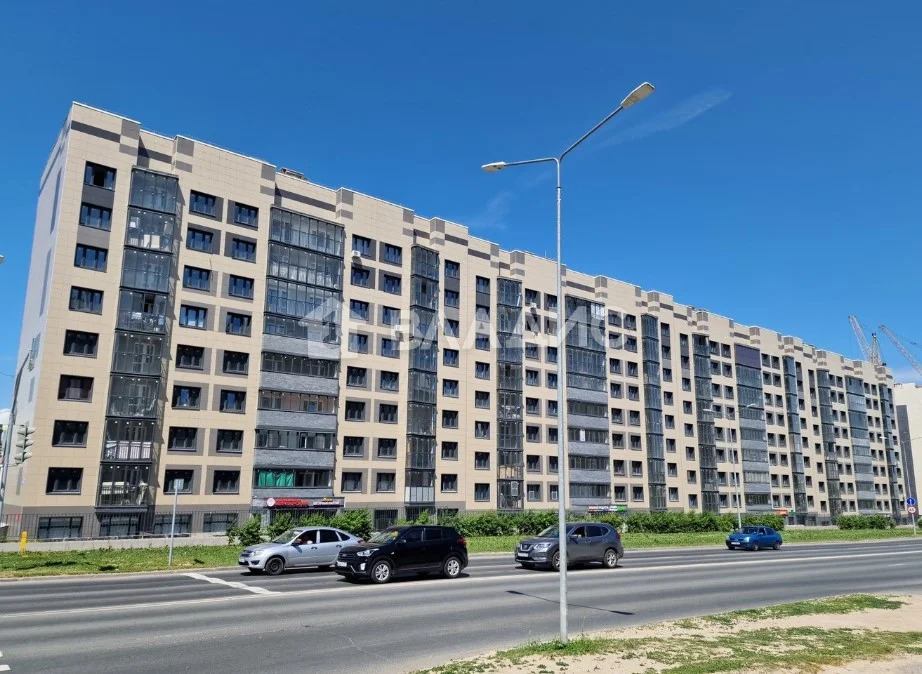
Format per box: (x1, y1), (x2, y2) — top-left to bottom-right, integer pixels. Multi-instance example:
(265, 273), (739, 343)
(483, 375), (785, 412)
(481, 162), (507, 173)
(620, 82), (655, 109)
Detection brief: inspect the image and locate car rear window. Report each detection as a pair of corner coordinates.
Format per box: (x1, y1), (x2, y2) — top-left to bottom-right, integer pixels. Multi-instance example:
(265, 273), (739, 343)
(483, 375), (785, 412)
(423, 527), (446, 541)
(587, 525), (606, 537)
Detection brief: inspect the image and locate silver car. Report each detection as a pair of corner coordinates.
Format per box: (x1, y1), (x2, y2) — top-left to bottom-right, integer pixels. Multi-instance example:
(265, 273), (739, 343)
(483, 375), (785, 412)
(238, 526), (362, 575)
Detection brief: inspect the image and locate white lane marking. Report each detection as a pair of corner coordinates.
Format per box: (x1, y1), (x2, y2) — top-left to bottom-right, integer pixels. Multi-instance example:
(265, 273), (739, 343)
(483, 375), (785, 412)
(4, 548), (921, 620)
(184, 572), (275, 595)
(0, 664), (9, 671)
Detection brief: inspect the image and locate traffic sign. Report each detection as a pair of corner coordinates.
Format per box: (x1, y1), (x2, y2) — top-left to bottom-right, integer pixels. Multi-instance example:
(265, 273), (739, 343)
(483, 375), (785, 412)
(908, 506), (917, 515)
(908, 497), (917, 507)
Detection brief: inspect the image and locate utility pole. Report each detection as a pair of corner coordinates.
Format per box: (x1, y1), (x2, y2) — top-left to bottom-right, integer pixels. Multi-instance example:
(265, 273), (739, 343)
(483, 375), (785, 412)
(0, 355), (32, 530)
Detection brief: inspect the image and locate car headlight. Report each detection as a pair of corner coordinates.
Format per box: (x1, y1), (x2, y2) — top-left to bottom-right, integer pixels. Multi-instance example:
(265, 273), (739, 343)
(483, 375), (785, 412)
(248, 549), (264, 557)
(532, 542), (552, 551)
(357, 548), (377, 557)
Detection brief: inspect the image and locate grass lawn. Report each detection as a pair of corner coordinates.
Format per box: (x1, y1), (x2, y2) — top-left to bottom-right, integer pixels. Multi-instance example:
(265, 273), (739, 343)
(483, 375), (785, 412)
(0, 528), (913, 577)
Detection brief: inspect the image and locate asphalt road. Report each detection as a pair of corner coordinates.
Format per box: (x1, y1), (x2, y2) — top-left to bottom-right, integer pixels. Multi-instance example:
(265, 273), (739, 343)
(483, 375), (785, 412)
(2, 539), (922, 673)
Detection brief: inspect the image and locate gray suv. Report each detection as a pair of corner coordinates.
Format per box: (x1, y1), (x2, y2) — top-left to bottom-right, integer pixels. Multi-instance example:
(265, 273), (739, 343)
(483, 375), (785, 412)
(238, 526), (361, 575)
(515, 522), (623, 571)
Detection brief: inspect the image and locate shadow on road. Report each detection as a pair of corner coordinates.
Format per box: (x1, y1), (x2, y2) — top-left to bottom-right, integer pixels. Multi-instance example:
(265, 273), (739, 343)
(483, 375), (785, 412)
(506, 589), (635, 615)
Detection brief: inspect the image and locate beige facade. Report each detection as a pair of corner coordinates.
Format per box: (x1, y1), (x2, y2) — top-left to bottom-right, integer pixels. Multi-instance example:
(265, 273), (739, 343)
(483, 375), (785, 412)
(893, 383), (922, 501)
(2, 102), (908, 538)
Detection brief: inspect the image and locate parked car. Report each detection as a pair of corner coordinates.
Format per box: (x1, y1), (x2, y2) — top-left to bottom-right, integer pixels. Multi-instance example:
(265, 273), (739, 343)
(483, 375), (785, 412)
(334, 525), (468, 584)
(726, 525), (783, 551)
(238, 526), (362, 575)
(515, 522), (624, 571)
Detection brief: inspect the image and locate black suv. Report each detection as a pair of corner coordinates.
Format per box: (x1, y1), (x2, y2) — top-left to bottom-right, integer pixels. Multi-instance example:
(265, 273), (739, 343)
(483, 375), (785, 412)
(335, 525), (468, 584)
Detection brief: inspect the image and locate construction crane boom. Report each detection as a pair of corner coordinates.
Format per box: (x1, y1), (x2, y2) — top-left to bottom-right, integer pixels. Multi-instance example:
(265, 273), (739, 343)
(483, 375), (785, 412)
(850, 315), (876, 363)
(879, 325), (922, 378)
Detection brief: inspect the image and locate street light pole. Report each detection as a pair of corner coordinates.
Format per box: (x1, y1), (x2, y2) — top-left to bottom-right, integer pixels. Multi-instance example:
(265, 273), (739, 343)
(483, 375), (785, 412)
(481, 81), (654, 644)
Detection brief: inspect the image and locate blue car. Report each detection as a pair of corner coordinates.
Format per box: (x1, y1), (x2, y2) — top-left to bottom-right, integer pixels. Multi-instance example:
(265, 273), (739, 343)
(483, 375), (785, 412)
(726, 525), (783, 551)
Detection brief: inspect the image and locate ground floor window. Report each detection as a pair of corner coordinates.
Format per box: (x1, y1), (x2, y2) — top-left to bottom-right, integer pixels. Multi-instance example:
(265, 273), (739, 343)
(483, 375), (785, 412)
(203, 512), (239, 533)
(374, 509), (398, 531)
(98, 513), (141, 537)
(37, 516), (83, 540)
(153, 514), (192, 536)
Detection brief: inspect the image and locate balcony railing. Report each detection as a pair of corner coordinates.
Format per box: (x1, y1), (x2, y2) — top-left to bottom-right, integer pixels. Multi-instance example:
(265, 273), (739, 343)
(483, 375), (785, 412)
(103, 441), (154, 462)
(97, 482), (153, 508)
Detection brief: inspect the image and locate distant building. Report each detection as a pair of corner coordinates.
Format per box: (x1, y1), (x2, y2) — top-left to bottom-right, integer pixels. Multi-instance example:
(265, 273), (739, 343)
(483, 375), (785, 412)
(893, 384), (922, 500)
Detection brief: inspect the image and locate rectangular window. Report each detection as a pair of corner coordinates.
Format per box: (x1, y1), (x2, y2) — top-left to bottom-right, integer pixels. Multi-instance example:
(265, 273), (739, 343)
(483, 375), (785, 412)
(165, 470), (194, 494)
(475, 276), (490, 294)
(443, 349), (459, 367)
(183, 266), (211, 290)
(352, 235), (372, 257)
(74, 244), (107, 271)
(69, 286), (103, 314)
(379, 404), (398, 423)
(382, 243), (402, 264)
(547, 347), (558, 363)
(168, 427), (197, 450)
(475, 391), (490, 409)
(223, 351), (249, 374)
(475, 362), (490, 379)
(474, 483), (490, 501)
(186, 227), (214, 252)
(444, 318), (460, 337)
(545, 294), (557, 310)
(228, 275), (254, 299)
(176, 344), (204, 369)
(475, 334), (490, 350)
(547, 400), (558, 417)
(343, 436), (364, 457)
(63, 330), (98, 357)
(219, 390), (246, 413)
(381, 338), (398, 358)
(443, 379), (459, 397)
(445, 260), (460, 279)
(475, 451), (490, 469)
(172, 386), (201, 409)
(526, 425), (540, 443)
(58, 375), (93, 401)
(381, 306), (400, 326)
(442, 410), (459, 428)
(475, 421), (490, 439)
(234, 203), (258, 227)
(376, 472), (396, 492)
(442, 441), (459, 460)
(382, 274), (401, 294)
(346, 366), (367, 387)
(345, 401), (366, 421)
(213, 470), (240, 494)
(441, 474), (458, 492)
(52, 421), (88, 446)
(378, 438), (397, 459)
(341, 472), (362, 492)
(225, 312), (251, 336)
(231, 238), (256, 262)
(444, 289), (460, 307)
(349, 333), (369, 354)
(350, 299), (369, 321)
(179, 305), (207, 329)
(189, 190), (217, 217)
(380, 370), (399, 391)
(547, 373), (558, 389)
(46, 467), (83, 494)
(84, 162), (116, 190)
(79, 203), (112, 231)
(526, 370), (539, 386)
(351, 266), (370, 287)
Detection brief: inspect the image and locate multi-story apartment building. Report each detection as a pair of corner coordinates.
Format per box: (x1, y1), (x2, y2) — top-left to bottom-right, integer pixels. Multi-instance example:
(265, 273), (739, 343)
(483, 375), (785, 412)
(893, 383), (922, 502)
(1, 103), (908, 538)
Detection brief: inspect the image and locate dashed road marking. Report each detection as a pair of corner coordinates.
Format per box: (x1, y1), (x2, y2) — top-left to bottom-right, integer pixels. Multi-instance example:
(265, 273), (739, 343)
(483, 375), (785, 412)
(0, 664), (10, 672)
(184, 572), (276, 595)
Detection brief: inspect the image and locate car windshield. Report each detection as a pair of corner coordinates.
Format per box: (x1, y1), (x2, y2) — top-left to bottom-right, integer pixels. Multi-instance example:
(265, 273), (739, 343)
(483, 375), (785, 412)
(270, 529), (301, 544)
(366, 528), (401, 544)
(537, 526), (560, 538)
(738, 526), (760, 534)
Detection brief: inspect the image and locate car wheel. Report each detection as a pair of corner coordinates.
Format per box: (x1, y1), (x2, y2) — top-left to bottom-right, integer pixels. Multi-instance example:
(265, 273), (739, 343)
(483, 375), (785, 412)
(442, 555), (462, 579)
(264, 557), (285, 576)
(551, 551), (561, 571)
(751, 543), (760, 552)
(602, 548), (619, 569)
(370, 560), (392, 584)
(773, 542), (781, 550)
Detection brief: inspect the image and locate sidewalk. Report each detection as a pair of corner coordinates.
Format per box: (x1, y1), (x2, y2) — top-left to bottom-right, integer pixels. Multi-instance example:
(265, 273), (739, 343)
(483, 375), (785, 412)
(0, 533), (231, 553)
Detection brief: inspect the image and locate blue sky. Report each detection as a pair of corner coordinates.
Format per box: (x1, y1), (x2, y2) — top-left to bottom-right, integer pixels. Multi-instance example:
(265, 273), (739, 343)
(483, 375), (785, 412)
(1, 2), (921, 406)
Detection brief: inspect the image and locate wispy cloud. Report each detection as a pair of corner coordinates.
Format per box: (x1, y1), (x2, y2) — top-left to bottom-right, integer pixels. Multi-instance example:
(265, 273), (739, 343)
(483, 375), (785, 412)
(466, 190), (515, 231)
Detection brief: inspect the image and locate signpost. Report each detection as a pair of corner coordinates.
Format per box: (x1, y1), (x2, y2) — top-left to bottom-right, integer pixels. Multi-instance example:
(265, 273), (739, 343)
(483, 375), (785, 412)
(167, 478), (184, 567)
(908, 497), (917, 536)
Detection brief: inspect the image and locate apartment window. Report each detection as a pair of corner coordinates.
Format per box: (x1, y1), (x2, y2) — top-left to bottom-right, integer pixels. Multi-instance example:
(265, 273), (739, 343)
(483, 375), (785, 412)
(475, 391), (491, 409)
(228, 275), (254, 299)
(668, 487), (679, 502)
(189, 191), (217, 217)
(225, 312), (251, 336)
(525, 397), (540, 415)
(216, 430), (243, 452)
(52, 421), (88, 447)
(58, 375), (92, 401)
(174, 345), (203, 370)
(165, 470), (194, 494)
(46, 468), (83, 494)
(379, 404), (398, 423)
(687, 470), (697, 484)
(74, 244), (107, 272)
(186, 227), (214, 252)
(629, 435), (642, 450)
(609, 358), (622, 375)
(443, 349), (459, 367)
(526, 425), (540, 442)
(545, 294), (557, 310)
(631, 460), (643, 477)
(349, 333), (369, 354)
(625, 336), (638, 352)
(475, 421), (490, 439)
(682, 377), (692, 392)
(526, 370), (539, 386)
(352, 235), (372, 257)
(63, 330), (98, 357)
(381, 243), (402, 264)
(546, 346), (558, 363)
(223, 351), (249, 374)
(84, 161), (116, 190)
(382, 274), (401, 294)
(234, 203), (258, 227)
(445, 260), (460, 279)
(172, 386), (201, 409)
(444, 318), (460, 337)
(627, 385), (639, 401)
(632, 486), (644, 502)
(168, 427), (197, 450)
(377, 438), (397, 459)
(440, 474), (458, 492)
(213, 470), (240, 494)
(381, 338), (398, 358)
(475, 362), (490, 379)
(548, 427), (558, 443)
(345, 401), (366, 421)
(444, 289), (460, 307)
(475, 334), (490, 350)
(69, 287), (103, 314)
(612, 433), (625, 449)
(611, 382), (623, 398)
(684, 423), (695, 437)
(341, 472), (362, 492)
(442, 410), (459, 428)
(629, 410), (641, 426)
(350, 299), (369, 321)
(443, 379), (459, 397)
(442, 441), (459, 460)
(380, 370), (400, 391)
(79, 203), (112, 231)
(351, 266), (370, 287)
(525, 343), (539, 360)
(474, 483), (490, 501)
(547, 373), (558, 389)
(346, 366), (367, 388)
(547, 400), (558, 417)
(472, 276), (489, 295)
(613, 459), (626, 476)
(231, 238), (256, 262)
(381, 306), (400, 326)
(375, 472), (396, 493)
(526, 483), (541, 502)
(343, 436), (364, 457)
(220, 390), (246, 413)
(179, 305), (207, 329)
(475, 451), (490, 469)
(183, 266), (211, 291)
(664, 415), (675, 429)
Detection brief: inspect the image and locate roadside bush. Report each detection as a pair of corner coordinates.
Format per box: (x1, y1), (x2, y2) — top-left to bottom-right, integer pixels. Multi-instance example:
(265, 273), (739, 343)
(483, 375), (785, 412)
(837, 514), (894, 530)
(227, 515), (263, 546)
(265, 512), (295, 540)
